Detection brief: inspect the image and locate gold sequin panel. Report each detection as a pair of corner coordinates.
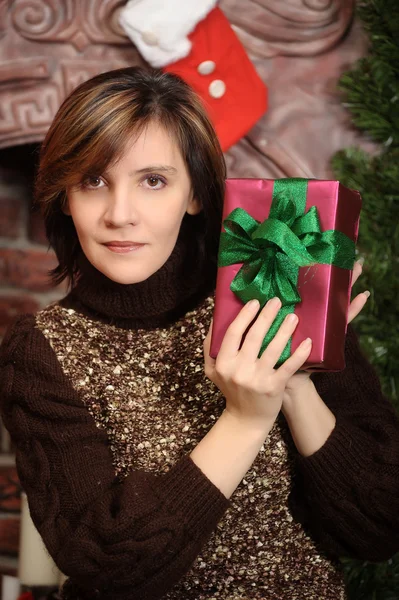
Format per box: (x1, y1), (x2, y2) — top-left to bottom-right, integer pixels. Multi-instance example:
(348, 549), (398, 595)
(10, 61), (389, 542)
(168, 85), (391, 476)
(36, 298), (346, 600)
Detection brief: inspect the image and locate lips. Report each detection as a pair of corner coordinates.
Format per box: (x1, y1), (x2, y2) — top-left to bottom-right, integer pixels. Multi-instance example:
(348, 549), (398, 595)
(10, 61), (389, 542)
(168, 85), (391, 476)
(103, 241), (146, 254)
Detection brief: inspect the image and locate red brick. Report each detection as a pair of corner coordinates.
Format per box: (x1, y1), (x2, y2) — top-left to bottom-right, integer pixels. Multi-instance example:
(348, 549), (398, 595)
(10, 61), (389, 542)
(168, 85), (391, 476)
(0, 196), (23, 239)
(0, 465), (20, 559)
(28, 209), (48, 246)
(0, 248), (57, 292)
(0, 295), (40, 336)
(0, 467), (21, 514)
(0, 519), (20, 556)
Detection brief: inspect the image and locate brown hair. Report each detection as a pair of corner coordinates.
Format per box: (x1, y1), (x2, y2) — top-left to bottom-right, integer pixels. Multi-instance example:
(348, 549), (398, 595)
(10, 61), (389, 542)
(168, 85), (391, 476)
(35, 66), (226, 286)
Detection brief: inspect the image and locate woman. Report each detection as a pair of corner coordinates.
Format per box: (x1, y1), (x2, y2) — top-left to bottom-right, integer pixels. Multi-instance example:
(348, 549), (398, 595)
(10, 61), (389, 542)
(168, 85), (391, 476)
(0, 67), (398, 600)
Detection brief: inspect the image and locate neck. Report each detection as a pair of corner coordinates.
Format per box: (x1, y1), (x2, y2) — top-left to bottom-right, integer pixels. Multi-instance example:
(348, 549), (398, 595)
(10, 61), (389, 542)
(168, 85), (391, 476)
(60, 221), (215, 329)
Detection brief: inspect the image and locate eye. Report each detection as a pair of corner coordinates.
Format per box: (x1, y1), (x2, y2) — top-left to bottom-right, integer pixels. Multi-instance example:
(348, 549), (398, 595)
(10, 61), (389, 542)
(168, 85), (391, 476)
(142, 175), (166, 190)
(82, 176), (106, 190)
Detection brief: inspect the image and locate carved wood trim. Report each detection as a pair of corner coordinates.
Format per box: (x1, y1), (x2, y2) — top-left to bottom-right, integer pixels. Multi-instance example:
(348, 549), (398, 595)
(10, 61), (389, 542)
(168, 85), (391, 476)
(0, 0), (143, 150)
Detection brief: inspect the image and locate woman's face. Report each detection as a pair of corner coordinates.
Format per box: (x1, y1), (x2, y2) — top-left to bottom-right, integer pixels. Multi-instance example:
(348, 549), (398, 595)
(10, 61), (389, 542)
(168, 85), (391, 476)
(66, 122), (200, 284)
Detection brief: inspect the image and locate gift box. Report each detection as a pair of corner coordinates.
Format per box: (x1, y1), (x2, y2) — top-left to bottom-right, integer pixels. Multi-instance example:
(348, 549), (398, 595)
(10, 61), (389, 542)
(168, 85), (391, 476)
(210, 178), (362, 371)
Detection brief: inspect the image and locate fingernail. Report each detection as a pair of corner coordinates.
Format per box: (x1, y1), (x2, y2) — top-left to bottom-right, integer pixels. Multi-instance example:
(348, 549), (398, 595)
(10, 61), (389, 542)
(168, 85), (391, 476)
(287, 313), (298, 324)
(357, 257), (365, 266)
(301, 337), (312, 348)
(363, 290), (370, 298)
(247, 299), (260, 310)
(267, 296), (281, 308)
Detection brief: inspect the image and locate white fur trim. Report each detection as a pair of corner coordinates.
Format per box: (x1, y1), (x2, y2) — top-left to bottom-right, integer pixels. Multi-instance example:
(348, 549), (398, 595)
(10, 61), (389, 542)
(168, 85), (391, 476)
(119, 0), (218, 68)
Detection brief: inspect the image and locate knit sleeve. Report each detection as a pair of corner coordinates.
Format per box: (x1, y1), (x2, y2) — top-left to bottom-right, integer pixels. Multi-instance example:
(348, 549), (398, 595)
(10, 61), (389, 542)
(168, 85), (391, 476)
(288, 325), (399, 562)
(0, 315), (229, 599)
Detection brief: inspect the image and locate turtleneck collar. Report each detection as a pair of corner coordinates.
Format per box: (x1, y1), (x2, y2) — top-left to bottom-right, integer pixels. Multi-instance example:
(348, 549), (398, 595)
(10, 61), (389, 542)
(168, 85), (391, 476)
(60, 218), (215, 329)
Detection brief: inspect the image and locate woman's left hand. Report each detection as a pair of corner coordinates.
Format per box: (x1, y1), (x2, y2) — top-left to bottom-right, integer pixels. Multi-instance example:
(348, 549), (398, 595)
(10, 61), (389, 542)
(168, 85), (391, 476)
(283, 259), (369, 402)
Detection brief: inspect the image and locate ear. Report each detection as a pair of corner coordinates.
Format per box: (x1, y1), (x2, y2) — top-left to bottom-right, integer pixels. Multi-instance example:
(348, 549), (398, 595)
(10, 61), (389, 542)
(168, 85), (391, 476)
(186, 196), (202, 216)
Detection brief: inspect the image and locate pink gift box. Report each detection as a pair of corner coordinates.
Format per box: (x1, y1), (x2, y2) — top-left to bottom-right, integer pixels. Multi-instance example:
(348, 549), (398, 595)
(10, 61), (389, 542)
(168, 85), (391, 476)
(210, 179), (362, 371)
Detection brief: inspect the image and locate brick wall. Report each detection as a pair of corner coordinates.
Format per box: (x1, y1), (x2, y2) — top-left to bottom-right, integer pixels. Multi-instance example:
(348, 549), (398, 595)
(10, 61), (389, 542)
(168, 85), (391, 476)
(0, 144), (65, 343)
(0, 144), (65, 450)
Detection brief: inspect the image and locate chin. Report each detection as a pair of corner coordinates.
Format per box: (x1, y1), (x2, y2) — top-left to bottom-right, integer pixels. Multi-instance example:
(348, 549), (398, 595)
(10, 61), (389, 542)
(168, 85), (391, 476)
(88, 250), (170, 285)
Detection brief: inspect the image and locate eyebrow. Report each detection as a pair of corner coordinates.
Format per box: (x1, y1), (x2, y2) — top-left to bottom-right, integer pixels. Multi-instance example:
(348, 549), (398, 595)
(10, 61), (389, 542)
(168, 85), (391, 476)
(128, 165), (178, 176)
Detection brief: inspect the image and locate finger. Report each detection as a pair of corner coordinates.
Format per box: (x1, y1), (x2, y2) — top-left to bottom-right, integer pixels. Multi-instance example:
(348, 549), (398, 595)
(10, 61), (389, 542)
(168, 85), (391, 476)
(351, 260), (363, 288)
(348, 291), (370, 323)
(239, 297), (282, 360)
(259, 311), (299, 369)
(218, 299), (260, 361)
(274, 337), (313, 383)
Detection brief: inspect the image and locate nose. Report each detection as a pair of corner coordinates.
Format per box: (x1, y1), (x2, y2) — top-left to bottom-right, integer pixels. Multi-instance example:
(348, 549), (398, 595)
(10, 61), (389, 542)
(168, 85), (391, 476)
(103, 187), (139, 228)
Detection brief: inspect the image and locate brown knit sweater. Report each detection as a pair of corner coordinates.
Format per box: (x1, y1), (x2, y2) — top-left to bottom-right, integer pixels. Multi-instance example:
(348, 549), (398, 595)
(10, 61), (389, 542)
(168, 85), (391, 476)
(0, 246), (398, 600)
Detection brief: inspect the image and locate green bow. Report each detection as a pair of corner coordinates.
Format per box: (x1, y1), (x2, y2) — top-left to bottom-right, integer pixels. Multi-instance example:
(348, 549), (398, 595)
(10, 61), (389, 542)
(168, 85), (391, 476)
(218, 178), (356, 364)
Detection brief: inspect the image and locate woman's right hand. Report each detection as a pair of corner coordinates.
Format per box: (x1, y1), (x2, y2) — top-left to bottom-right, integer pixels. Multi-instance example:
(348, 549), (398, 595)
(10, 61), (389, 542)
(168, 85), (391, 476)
(204, 297), (313, 430)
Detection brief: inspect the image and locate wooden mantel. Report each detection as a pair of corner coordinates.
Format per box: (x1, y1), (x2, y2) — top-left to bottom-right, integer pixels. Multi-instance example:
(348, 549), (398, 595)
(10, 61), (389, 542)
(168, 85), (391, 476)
(0, 0), (364, 181)
(0, 0), (143, 150)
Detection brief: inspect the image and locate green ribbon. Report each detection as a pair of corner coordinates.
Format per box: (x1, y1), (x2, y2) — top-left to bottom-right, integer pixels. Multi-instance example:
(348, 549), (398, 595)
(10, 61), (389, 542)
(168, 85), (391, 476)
(218, 178), (356, 364)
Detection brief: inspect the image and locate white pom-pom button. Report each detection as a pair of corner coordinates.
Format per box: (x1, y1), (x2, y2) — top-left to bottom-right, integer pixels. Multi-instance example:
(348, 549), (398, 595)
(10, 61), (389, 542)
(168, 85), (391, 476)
(209, 79), (226, 99)
(197, 60), (216, 75)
